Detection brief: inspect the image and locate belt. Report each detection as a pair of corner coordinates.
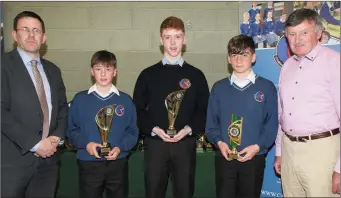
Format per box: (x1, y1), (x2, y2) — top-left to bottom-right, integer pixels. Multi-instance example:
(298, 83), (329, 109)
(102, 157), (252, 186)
(284, 128), (340, 142)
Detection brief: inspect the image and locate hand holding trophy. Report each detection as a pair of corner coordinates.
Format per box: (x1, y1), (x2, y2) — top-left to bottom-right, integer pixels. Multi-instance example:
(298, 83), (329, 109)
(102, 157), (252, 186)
(165, 90), (186, 137)
(227, 113), (243, 160)
(95, 104), (116, 157)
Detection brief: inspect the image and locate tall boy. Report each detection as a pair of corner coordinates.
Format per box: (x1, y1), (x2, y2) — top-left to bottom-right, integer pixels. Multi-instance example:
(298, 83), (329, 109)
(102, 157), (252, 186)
(205, 35), (278, 198)
(67, 50), (139, 198)
(133, 16), (210, 198)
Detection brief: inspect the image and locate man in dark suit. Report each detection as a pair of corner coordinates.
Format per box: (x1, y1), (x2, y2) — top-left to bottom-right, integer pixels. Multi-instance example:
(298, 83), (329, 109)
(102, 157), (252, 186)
(1, 11), (68, 198)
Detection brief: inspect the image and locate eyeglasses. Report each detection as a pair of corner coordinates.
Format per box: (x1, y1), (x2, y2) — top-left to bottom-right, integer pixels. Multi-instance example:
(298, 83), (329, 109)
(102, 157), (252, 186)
(16, 27), (43, 35)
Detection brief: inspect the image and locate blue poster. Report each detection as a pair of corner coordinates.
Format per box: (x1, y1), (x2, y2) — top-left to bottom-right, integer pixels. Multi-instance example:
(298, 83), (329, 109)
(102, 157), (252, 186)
(253, 41), (340, 197)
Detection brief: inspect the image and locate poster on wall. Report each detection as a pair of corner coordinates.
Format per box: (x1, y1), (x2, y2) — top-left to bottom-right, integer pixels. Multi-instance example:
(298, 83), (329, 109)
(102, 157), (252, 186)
(239, 1), (340, 49)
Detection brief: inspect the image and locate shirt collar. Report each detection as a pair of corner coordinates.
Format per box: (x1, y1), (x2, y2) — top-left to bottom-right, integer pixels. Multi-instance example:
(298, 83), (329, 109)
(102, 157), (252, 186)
(230, 69), (256, 85)
(17, 47), (41, 65)
(88, 84), (120, 96)
(162, 56), (184, 67)
(267, 18), (273, 22)
(243, 21), (249, 24)
(293, 43), (322, 61)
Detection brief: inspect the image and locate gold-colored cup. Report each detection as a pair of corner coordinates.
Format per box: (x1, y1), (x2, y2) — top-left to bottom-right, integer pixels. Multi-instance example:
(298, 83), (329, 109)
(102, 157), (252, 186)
(165, 90), (186, 137)
(227, 114), (243, 160)
(95, 105), (116, 157)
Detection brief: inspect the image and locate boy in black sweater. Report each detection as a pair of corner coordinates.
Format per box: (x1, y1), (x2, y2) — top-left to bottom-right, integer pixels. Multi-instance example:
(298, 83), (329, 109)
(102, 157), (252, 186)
(133, 16), (210, 198)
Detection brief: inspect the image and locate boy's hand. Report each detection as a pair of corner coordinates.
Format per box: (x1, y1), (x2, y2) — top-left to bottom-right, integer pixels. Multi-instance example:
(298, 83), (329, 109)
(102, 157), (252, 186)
(173, 126), (192, 141)
(217, 141), (232, 161)
(86, 142), (103, 159)
(105, 147), (121, 160)
(152, 127), (177, 143)
(237, 144), (260, 162)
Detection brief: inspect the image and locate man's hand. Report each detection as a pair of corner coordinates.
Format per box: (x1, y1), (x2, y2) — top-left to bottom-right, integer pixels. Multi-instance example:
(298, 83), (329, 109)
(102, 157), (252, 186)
(173, 126), (192, 142)
(86, 142), (103, 159)
(36, 138), (57, 158)
(48, 136), (60, 147)
(332, 171), (340, 194)
(217, 141), (232, 161)
(274, 156), (281, 175)
(153, 127), (177, 143)
(105, 147), (121, 160)
(237, 144), (260, 162)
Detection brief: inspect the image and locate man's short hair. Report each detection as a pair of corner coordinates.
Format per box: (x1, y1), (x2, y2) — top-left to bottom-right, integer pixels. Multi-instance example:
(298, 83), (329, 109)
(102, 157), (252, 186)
(323, 30), (331, 39)
(160, 16), (185, 35)
(13, 11), (45, 33)
(285, 8), (323, 31)
(227, 35), (255, 55)
(91, 50), (117, 68)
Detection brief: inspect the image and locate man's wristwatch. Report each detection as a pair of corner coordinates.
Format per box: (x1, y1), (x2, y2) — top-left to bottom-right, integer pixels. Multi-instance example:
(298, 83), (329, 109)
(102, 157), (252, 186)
(57, 137), (65, 146)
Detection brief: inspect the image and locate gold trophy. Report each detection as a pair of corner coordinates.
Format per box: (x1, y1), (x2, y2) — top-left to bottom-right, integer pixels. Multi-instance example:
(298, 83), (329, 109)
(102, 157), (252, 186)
(205, 138), (214, 152)
(196, 133), (206, 153)
(227, 114), (243, 160)
(165, 90), (186, 137)
(95, 104), (116, 157)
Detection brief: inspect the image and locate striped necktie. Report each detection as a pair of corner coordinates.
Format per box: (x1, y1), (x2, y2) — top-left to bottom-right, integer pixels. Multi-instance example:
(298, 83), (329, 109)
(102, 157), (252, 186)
(31, 60), (49, 138)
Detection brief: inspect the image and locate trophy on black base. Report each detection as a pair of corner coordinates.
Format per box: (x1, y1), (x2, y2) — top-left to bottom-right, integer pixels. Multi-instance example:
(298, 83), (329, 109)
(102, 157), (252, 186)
(165, 90), (186, 137)
(95, 104), (116, 157)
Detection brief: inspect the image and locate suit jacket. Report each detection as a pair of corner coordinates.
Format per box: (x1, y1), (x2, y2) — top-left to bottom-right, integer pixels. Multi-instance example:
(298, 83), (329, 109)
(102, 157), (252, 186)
(1, 49), (69, 167)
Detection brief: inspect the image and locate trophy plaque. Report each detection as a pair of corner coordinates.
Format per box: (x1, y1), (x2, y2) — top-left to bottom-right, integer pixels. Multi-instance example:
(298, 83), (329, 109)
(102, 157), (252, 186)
(95, 104), (116, 157)
(227, 113), (243, 160)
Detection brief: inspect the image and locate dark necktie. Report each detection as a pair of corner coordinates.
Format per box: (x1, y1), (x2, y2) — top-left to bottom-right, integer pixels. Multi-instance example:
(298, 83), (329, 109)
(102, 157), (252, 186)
(31, 60), (49, 138)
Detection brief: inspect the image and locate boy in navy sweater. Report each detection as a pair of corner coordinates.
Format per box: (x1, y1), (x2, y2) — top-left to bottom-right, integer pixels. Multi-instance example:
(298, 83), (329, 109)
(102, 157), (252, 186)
(67, 50), (139, 198)
(205, 35), (278, 198)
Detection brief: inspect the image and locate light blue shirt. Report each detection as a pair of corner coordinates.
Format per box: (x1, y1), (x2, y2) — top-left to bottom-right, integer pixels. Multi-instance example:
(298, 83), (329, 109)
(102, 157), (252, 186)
(161, 56), (184, 66)
(17, 48), (52, 152)
(151, 57), (192, 137)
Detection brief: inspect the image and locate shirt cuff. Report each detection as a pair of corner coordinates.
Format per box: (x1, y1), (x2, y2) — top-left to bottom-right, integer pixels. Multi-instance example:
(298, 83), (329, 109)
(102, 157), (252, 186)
(275, 145), (281, 156)
(30, 141), (41, 152)
(151, 126), (159, 136)
(335, 156), (340, 173)
(184, 125), (192, 136)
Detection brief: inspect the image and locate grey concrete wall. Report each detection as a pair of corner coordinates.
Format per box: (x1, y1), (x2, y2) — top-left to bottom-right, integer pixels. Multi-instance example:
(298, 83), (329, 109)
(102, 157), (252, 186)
(3, 2), (240, 101)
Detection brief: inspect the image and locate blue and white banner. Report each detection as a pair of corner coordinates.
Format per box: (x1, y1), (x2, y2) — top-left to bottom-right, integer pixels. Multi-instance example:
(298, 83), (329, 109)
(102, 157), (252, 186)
(253, 38), (340, 197)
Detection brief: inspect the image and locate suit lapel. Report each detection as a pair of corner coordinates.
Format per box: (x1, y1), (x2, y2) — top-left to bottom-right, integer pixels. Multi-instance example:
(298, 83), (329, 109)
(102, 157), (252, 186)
(10, 50), (42, 112)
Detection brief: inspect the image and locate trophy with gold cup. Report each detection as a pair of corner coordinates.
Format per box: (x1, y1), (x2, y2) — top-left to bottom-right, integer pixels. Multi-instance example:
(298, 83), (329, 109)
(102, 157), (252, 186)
(165, 90), (186, 137)
(227, 113), (243, 160)
(95, 104), (116, 157)
(196, 133), (206, 153)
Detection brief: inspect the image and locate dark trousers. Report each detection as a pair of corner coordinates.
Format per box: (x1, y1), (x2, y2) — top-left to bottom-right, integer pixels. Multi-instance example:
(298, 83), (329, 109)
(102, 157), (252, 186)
(1, 159), (59, 198)
(78, 158), (128, 198)
(215, 153), (266, 198)
(144, 137), (196, 198)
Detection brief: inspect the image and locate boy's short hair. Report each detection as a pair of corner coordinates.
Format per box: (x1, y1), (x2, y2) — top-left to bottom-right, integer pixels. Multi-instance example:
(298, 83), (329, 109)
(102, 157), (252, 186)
(227, 35), (255, 55)
(160, 16), (185, 35)
(91, 50), (117, 68)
